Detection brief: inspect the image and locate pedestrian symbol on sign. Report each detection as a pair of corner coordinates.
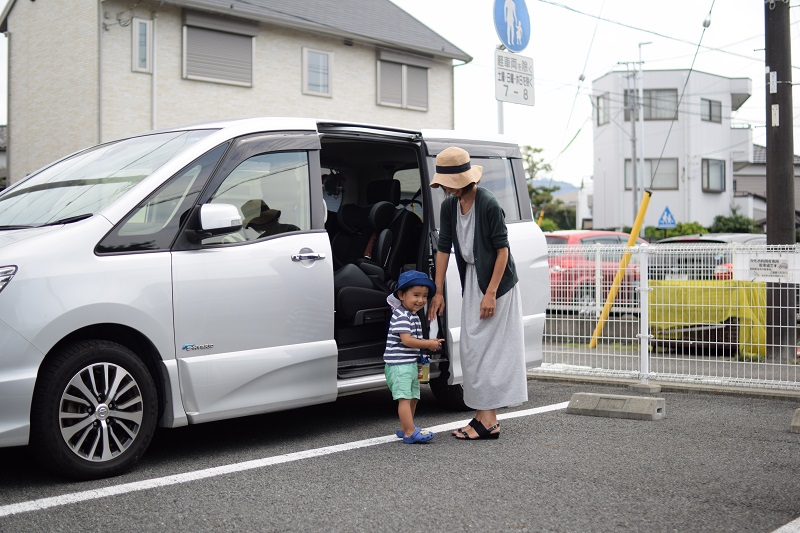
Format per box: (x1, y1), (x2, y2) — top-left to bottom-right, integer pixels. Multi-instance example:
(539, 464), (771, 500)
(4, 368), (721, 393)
(493, 0), (530, 53)
(657, 207), (676, 229)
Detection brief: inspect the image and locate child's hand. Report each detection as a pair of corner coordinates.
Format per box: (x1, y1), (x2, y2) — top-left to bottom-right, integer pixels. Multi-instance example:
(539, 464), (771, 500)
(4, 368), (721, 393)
(427, 338), (444, 351)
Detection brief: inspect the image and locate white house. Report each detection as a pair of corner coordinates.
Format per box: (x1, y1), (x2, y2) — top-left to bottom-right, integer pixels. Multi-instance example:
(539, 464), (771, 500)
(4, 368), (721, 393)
(0, 0), (471, 184)
(591, 69), (752, 230)
(732, 144), (800, 230)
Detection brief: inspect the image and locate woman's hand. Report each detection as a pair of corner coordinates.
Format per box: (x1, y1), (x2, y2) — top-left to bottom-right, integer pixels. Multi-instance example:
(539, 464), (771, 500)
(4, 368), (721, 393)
(480, 292), (497, 320)
(428, 293), (445, 321)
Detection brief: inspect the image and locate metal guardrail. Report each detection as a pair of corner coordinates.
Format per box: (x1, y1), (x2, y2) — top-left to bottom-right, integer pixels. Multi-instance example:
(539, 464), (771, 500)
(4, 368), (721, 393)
(537, 243), (800, 390)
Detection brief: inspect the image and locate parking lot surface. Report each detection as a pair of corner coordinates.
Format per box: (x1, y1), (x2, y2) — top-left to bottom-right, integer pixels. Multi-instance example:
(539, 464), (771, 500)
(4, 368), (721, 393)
(0, 380), (798, 532)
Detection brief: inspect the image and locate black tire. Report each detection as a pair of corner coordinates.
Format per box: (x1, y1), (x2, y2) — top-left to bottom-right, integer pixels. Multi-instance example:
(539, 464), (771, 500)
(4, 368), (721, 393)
(430, 376), (469, 411)
(31, 340), (158, 480)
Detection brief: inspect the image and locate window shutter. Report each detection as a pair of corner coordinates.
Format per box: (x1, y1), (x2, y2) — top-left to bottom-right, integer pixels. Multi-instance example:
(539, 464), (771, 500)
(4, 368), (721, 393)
(405, 65), (428, 110)
(379, 61), (402, 106)
(185, 26), (252, 86)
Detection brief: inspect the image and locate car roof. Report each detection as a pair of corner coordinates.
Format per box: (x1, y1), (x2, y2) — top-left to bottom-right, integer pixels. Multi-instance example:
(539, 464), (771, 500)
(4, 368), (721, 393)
(545, 230), (632, 237)
(655, 233), (766, 244)
(544, 230), (646, 244)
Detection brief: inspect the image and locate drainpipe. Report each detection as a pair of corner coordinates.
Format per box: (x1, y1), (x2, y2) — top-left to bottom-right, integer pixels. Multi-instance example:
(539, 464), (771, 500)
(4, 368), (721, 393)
(5, 30), (10, 185)
(97, 0), (103, 143)
(151, 11), (157, 130)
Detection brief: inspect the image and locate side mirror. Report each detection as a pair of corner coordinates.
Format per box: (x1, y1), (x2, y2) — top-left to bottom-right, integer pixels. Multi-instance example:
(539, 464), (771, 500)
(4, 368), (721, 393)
(188, 203), (242, 243)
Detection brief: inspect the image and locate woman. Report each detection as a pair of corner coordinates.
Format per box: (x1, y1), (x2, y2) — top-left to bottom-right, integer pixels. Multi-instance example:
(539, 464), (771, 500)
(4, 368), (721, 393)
(427, 146), (527, 440)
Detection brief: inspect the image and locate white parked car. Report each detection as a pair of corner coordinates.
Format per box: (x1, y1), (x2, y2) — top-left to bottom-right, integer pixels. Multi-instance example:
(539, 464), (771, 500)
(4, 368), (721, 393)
(0, 118), (549, 479)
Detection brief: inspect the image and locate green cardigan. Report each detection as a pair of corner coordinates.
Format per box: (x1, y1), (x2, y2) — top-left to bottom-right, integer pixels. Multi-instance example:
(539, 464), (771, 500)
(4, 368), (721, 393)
(437, 187), (519, 298)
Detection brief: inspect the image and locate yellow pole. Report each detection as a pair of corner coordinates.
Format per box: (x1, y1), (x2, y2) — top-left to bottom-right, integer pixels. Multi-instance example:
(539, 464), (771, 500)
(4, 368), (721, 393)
(589, 190), (652, 348)
(537, 210), (545, 226)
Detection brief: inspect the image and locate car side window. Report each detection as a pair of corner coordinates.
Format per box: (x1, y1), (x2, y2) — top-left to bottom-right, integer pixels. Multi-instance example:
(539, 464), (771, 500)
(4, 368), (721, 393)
(204, 151), (311, 244)
(96, 144), (228, 254)
(580, 235), (625, 262)
(429, 156), (520, 227)
(394, 168), (424, 221)
(473, 157), (520, 222)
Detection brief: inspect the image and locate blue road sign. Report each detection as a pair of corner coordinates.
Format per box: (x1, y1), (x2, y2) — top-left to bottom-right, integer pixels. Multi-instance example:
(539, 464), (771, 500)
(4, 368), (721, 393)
(493, 0), (530, 53)
(657, 206), (677, 229)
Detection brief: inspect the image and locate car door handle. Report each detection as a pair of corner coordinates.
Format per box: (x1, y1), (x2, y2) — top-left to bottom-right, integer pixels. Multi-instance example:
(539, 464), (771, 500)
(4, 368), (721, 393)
(291, 252), (326, 261)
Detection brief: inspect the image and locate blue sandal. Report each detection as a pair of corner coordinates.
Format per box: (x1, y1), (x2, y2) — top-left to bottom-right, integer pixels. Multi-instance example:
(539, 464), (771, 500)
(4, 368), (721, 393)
(396, 427), (420, 438)
(402, 427), (434, 444)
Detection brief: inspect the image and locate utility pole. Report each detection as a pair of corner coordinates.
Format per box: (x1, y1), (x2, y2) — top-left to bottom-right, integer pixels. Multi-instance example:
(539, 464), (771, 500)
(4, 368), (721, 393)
(764, 0), (795, 359)
(638, 42), (652, 238)
(765, 0), (795, 244)
(619, 61), (643, 230)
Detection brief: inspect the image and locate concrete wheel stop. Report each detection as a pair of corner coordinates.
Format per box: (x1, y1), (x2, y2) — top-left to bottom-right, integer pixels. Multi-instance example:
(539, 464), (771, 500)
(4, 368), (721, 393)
(566, 392), (666, 421)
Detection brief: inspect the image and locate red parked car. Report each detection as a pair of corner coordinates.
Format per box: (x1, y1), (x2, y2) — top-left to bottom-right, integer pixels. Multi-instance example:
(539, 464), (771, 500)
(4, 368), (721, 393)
(545, 230), (647, 312)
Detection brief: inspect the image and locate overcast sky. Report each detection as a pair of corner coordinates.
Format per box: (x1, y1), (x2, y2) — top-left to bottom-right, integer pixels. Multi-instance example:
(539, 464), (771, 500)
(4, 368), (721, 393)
(0, 1), (797, 187)
(390, 0), (800, 186)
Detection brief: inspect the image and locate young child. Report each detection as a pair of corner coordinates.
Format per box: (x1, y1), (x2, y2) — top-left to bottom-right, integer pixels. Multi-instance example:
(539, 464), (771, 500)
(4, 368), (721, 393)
(385, 270), (444, 444)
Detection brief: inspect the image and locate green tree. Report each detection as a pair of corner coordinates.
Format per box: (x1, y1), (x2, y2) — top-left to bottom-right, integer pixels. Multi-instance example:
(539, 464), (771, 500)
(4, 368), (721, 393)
(521, 145), (575, 230)
(538, 218), (559, 232)
(708, 205), (758, 233)
(643, 221), (708, 240)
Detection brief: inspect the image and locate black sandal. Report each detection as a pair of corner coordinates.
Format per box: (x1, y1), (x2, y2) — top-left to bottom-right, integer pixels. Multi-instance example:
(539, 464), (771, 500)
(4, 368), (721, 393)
(453, 418), (500, 440)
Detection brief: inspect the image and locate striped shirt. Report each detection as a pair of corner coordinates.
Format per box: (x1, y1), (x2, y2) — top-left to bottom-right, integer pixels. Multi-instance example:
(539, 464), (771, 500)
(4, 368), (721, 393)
(384, 306), (422, 365)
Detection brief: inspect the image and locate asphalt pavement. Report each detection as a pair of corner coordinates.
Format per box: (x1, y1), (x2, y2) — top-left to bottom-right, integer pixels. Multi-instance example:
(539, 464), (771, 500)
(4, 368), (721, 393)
(0, 379), (798, 532)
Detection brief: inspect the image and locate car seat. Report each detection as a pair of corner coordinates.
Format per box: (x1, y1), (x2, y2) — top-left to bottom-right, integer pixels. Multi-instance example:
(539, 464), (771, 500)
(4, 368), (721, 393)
(366, 179), (400, 205)
(330, 203), (371, 270)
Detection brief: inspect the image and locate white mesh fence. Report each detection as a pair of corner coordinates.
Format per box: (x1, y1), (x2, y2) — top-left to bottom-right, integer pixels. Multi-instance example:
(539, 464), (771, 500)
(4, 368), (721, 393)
(537, 242), (800, 390)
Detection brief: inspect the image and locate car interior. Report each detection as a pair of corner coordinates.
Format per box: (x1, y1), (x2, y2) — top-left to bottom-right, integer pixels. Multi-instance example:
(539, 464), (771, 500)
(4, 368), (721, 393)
(319, 136), (428, 378)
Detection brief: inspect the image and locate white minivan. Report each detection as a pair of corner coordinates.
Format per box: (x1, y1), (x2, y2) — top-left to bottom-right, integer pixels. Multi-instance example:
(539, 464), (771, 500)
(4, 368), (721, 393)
(0, 118), (548, 479)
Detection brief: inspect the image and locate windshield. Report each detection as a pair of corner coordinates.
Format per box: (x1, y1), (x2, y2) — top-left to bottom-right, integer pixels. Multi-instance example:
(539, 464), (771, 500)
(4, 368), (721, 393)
(0, 129), (216, 227)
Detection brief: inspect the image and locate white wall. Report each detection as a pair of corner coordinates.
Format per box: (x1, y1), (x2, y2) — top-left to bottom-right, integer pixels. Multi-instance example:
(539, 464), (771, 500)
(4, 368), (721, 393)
(7, 0), (457, 183)
(592, 69), (751, 230)
(7, 0), (98, 181)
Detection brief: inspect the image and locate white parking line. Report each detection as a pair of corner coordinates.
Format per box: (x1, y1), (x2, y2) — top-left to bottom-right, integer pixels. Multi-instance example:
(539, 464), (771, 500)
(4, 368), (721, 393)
(773, 517), (800, 533)
(0, 401), (569, 518)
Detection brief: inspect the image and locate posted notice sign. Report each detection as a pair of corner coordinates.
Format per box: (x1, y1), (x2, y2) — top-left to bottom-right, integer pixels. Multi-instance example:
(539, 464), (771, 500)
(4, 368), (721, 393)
(495, 49), (534, 106)
(742, 255), (795, 283)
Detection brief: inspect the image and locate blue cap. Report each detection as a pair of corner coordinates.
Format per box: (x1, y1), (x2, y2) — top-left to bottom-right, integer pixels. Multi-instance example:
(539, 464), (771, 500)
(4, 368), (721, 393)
(395, 270), (436, 298)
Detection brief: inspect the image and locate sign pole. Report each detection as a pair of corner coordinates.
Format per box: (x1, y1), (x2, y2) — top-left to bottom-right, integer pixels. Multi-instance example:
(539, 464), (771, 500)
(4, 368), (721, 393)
(498, 100), (504, 135)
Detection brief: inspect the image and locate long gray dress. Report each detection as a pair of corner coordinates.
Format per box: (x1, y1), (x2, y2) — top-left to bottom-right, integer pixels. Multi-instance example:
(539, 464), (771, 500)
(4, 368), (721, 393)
(456, 202), (528, 410)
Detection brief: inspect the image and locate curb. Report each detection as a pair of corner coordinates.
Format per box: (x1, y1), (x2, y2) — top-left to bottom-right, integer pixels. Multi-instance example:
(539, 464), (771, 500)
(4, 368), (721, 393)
(527, 371), (800, 401)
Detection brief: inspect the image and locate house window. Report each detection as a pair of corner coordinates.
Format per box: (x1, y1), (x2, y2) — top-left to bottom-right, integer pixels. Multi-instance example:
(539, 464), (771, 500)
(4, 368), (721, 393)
(596, 93), (609, 126)
(625, 158), (679, 190)
(132, 18), (152, 73)
(377, 50), (431, 111)
(701, 98), (722, 123)
(702, 159), (725, 192)
(303, 48), (332, 97)
(182, 10), (258, 87)
(624, 89), (678, 121)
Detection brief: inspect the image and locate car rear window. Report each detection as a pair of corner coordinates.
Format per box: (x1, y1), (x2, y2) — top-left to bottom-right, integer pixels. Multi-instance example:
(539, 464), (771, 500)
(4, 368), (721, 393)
(545, 236), (568, 246)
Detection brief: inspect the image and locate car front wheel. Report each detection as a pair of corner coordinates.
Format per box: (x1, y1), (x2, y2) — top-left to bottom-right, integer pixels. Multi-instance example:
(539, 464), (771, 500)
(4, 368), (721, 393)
(31, 340), (158, 480)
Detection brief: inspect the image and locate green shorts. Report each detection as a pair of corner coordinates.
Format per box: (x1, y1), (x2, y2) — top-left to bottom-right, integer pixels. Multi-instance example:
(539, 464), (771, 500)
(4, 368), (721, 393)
(385, 363), (420, 400)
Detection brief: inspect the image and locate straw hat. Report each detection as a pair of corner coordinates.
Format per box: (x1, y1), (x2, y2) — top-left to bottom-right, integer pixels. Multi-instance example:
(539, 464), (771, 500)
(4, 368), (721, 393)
(429, 146), (482, 189)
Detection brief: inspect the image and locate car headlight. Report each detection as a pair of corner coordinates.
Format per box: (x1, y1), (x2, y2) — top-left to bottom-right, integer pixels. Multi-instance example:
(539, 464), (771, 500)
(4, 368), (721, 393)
(0, 266), (17, 293)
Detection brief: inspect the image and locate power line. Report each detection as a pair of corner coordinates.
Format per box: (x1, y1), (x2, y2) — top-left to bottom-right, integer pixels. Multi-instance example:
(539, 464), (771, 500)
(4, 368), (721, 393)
(546, 0), (606, 189)
(648, 0), (716, 189)
(536, 0), (800, 70)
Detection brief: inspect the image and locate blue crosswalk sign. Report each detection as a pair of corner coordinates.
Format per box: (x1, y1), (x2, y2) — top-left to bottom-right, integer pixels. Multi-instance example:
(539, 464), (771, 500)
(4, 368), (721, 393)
(657, 206), (676, 229)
